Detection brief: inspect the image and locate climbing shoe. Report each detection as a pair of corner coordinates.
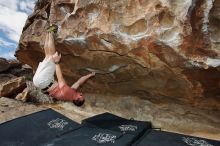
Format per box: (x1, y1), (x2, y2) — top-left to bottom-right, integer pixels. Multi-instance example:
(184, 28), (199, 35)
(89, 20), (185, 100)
(47, 24), (58, 33)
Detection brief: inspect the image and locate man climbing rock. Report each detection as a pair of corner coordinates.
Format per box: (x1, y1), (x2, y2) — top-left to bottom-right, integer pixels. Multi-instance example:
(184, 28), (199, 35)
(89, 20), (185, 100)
(33, 25), (95, 106)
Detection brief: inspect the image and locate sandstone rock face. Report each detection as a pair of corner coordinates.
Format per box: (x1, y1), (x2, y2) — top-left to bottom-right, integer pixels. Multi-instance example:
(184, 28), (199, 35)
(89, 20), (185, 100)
(16, 0), (220, 103)
(15, 0), (220, 138)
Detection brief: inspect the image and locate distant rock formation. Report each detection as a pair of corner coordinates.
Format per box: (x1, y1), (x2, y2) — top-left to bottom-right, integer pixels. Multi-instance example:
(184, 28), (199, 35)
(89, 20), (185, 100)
(0, 58), (53, 103)
(0, 58), (31, 98)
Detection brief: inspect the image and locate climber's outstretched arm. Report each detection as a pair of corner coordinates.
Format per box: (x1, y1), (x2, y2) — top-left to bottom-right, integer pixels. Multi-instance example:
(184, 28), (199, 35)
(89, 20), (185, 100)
(55, 63), (66, 88)
(52, 52), (66, 88)
(71, 72), (95, 90)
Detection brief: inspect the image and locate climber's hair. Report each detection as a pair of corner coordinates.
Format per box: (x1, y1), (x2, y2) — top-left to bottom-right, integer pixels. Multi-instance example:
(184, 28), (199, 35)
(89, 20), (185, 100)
(73, 98), (85, 106)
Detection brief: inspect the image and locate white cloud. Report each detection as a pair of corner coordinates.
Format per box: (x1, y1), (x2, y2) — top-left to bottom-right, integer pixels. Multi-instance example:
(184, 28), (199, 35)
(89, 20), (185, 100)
(0, 0), (36, 43)
(20, 1), (29, 12)
(0, 51), (15, 59)
(0, 5), (28, 42)
(0, 0), (18, 11)
(0, 0), (36, 59)
(0, 0), (35, 12)
(0, 38), (16, 47)
(19, 0), (36, 14)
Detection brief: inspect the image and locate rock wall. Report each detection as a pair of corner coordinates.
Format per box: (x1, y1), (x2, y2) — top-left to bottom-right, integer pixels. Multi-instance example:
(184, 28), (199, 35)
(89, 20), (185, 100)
(16, 0), (220, 106)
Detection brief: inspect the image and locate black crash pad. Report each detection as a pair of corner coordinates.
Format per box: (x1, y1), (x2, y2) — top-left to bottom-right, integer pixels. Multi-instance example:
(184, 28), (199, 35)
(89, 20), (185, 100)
(133, 130), (220, 146)
(40, 126), (135, 146)
(82, 112), (152, 134)
(0, 109), (80, 146)
(82, 112), (152, 143)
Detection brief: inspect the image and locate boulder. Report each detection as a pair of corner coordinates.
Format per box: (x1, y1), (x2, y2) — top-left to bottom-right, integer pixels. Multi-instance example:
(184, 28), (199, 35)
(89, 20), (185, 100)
(15, 0), (220, 102)
(0, 58), (34, 88)
(23, 81), (54, 104)
(0, 74), (17, 84)
(15, 88), (29, 102)
(0, 58), (10, 73)
(0, 77), (26, 98)
(7, 59), (22, 69)
(7, 60), (33, 79)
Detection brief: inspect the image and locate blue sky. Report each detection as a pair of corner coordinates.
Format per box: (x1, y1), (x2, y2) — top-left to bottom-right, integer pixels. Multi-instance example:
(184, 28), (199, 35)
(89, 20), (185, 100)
(0, 0), (36, 59)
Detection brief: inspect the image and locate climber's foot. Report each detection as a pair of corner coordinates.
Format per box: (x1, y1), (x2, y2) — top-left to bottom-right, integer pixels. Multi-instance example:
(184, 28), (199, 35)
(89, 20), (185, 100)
(47, 24), (58, 33)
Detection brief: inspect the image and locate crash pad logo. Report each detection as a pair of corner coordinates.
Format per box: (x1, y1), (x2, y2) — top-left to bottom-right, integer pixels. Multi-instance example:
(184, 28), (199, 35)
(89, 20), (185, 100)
(182, 137), (213, 146)
(47, 118), (68, 130)
(92, 133), (117, 144)
(118, 125), (138, 132)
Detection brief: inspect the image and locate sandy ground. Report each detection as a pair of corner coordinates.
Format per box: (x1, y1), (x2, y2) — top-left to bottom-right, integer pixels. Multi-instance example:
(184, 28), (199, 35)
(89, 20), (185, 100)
(0, 96), (220, 141)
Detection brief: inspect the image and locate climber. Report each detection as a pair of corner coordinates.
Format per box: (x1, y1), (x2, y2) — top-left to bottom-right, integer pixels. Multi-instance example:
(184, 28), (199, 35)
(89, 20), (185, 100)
(33, 25), (95, 106)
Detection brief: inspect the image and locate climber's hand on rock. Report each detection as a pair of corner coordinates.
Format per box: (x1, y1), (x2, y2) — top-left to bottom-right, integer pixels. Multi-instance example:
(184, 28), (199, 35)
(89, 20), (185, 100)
(52, 51), (61, 64)
(88, 72), (96, 77)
